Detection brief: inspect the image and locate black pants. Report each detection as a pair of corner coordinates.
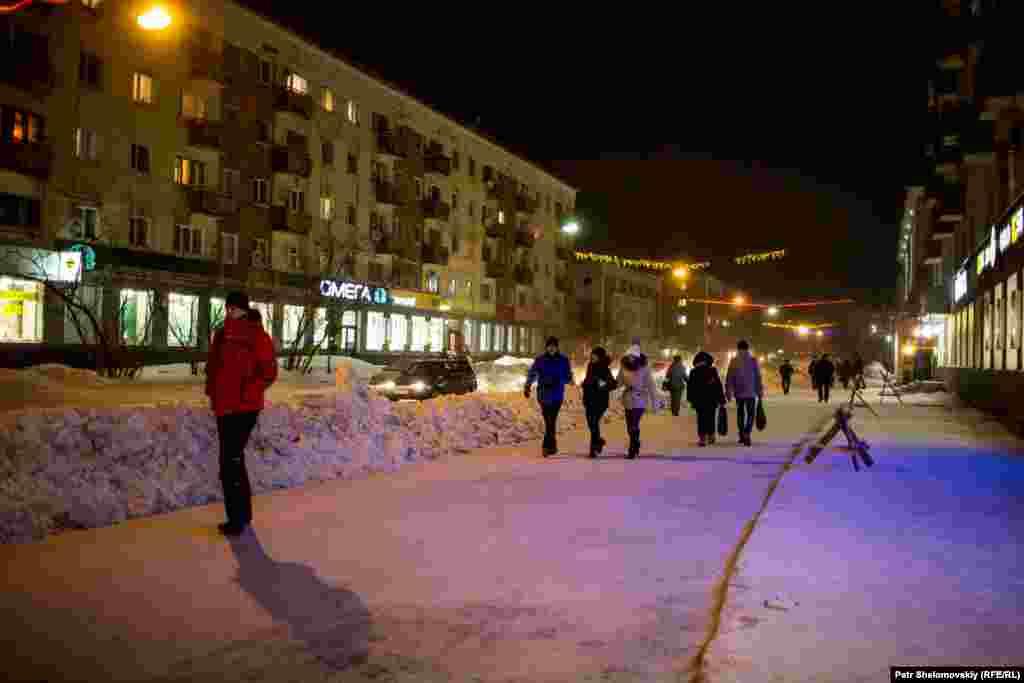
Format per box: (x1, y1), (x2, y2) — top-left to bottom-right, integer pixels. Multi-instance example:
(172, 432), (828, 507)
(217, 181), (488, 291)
(217, 411), (260, 527)
(670, 389), (684, 416)
(585, 403), (607, 448)
(541, 400), (562, 450)
(736, 398), (756, 437)
(695, 404), (717, 437)
(625, 408), (645, 448)
(781, 376), (791, 394)
(818, 383), (831, 402)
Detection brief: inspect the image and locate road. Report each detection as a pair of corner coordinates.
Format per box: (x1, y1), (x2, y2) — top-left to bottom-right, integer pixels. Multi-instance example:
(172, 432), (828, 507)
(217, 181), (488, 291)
(1, 387), (1022, 682)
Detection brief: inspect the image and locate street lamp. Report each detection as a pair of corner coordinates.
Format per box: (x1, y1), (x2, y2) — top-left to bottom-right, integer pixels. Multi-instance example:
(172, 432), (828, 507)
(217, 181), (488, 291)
(816, 330), (824, 338)
(797, 326), (809, 337)
(733, 295), (745, 306)
(561, 221), (580, 235)
(673, 266), (688, 278)
(137, 5), (172, 30)
(767, 306), (779, 316)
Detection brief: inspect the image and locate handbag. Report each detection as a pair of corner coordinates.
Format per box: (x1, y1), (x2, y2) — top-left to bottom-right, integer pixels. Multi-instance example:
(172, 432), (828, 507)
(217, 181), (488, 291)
(755, 399), (767, 431)
(717, 404), (728, 436)
(661, 380), (671, 392)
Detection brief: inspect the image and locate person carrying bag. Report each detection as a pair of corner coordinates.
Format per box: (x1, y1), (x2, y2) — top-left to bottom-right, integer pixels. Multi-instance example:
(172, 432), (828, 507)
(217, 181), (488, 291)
(756, 398), (767, 431)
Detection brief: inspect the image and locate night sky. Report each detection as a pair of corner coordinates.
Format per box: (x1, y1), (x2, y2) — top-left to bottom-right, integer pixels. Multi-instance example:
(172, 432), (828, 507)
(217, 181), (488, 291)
(240, 2), (934, 310)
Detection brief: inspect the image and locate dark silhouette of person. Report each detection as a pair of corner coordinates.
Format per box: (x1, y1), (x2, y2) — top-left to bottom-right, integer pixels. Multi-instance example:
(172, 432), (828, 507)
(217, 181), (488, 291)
(779, 359), (794, 395)
(227, 532), (372, 671)
(813, 354), (836, 403)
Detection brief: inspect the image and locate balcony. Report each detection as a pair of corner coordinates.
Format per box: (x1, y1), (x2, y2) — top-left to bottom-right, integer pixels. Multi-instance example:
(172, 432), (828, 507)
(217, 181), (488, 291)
(514, 266), (534, 286)
(270, 204), (312, 235)
(514, 230), (535, 248)
(923, 240), (943, 265)
(184, 118), (223, 149)
(556, 245), (573, 261)
(485, 260), (506, 279)
(273, 86), (314, 119)
(425, 153), (451, 176)
(421, 198), (451, 221)
(0, 139), (51, 178)
(421, 244), (450, 266)
(375, 129), (404, 158)
(183, 187), (236, 216)
(555, 275), (569, 292)
(271, 145), (312, 177)
(374, 179), (401, 206)
(189, 46), (224, 84)
(0, 38), (54, 94)
(932, 223), (955, 239)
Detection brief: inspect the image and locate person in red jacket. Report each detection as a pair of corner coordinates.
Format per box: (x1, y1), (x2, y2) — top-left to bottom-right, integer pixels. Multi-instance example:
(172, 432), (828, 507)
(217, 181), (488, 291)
(206, 291), (278, 536)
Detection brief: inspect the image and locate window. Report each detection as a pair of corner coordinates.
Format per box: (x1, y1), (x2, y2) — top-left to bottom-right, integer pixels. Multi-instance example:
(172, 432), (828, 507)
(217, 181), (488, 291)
(465, 280), (472, 296)
(174, 157), (206, 186)
(318, 247), (329, 271)
(482, 206), (489, 224)
(74, 128), (99, 160)
(79, 51), (102, 87)
(480, 322), (492, 352)
(468, 201), (475, 218)
(426, 271), (439, 293)
(167, 292), (199, 347)
(119, 289), (152, 346)
(498, 210), (505, 225)
(481, 283), (492, 302)
(255, 121), (270, 142)
(288, 190), (305, 212)
(5, 109), (43, 143)
(321, 87), (335, 112)
(252, 177), (269, 204)
(320, 196), (335, 220)
(346, 100), (359, 125)
(468, 157), (475, 177)
(129, 207), (149, 247)
(81, 0), (103, 8)
(173, 225), (203, 256)
(250, 302), (273, 335)
(132, 72), (153, 103)
(258, 59), (272, 84)
(79, 206), (98, 239)
(366, 311), (386, 351)
(415, 178), (424, 199)
(288, 246), (300, 270)
(181, 92), (208, 119)
(322, 141), (334, 165)
(347, 203), (356, 226)
(252, 238), (269, 266)
(0, 193), (41, 228)
(451, 232), (460, 255)
(221, 168), (241, 197)
(284, 72), (307, 94)
(282, 304), (306, 346)
(222, 232), (239, 264)
(452, 190), (459, 210)
(447, 278), (457, 296)
(452, 150), (460, 170)
(388, 314), (408, 350)
(410, 315), (428, 351)
(347, 153), (358, 174)
(130, 143), (150, 174)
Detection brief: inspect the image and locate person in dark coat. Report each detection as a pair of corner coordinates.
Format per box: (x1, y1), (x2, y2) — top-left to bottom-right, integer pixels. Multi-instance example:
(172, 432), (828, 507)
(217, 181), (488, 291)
(851, 352), (865, 388)
(808, 354), (819, 391)
(779, 359), (795, 395)
(582, 346), (618, 458)
(687, 351), (726, 447)
(837, 358), (852, 389)
(813, 353), (836, 403)
(665, 355), (688, 416)
(525, 336), (575, 457)
(206, 291), (278, 536)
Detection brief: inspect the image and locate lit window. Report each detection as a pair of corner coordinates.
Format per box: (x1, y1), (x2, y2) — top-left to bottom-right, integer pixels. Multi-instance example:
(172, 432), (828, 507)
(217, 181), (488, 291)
(181, 92), (208, 119)
(174, 157), (206, 186)
(346, 99), (359, 125)
(81, 0), (103, 8)
(447, 278), (457, 296)
(426, 271), (439, 293)
(498, 210), (505, 225)
(79, 206), (98, 239)
(173, 224), (203, 256)
(284, 72), (308, 94)
(321, 87), (335, 112)
(167, 292), (199, 347)
(119, 289), (152, 345)
(222, 232), (238, 264)
(11, 111), (24, 142)
(132, 72), (153, 104)
(320, 196), (335, 220)
(129, 207), (149, 247)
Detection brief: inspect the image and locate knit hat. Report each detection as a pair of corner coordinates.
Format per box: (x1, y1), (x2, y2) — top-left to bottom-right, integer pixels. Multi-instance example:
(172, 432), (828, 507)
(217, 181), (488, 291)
(545, 336), (559, 348)
(225, 291), (250, 310)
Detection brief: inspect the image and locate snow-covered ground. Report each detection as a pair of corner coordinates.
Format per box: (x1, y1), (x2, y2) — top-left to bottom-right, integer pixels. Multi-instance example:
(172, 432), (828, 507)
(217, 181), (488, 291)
(0, 360), (634, 545)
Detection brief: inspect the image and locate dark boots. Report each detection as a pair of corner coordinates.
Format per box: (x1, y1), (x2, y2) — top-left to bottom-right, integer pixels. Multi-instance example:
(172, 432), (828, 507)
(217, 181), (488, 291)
(626, 431), (640, 459)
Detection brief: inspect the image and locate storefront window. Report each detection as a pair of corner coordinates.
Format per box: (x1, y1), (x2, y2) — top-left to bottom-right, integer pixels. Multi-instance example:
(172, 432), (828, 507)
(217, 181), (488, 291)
(120, 289), (153, 345)
(389, 314), (408, 351)
(1011, 290), (1019, 350)
(480, 322), (492, 352)
(520, 326), (530, 353)
(282, 305), (306, 347)
(251, 302), (273, 336)
(411, 315), (428, 351)
(210, 297), (226, 341)
(495, 324), (505, 353)
(0, 277), (43, 342)
(167, 292), (199, 347)
(429, 317), (444, 351)
(314, 307), (327, 346)
(462, 319), (474, 352)
(366, 311), (386, 351)
(508, 326), (517, 353)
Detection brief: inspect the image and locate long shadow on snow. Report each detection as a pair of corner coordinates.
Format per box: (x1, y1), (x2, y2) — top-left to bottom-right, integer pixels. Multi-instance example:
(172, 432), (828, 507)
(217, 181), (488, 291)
(228, 531), (372, 671)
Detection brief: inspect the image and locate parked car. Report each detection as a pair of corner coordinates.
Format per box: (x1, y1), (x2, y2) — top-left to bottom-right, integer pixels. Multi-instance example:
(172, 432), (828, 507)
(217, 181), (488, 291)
(369, 355), (478, 400)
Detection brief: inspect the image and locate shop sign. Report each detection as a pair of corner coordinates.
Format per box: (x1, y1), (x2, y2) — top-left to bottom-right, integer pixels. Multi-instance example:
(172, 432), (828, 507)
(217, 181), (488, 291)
(1000, 223), (1013, 253)
(2, 302), (22, 315)
(0, 248), (80, 284)
(319, 279), (390, 305)
(1013, 208), (1023, 245)
(0, 289), (38, 302)
(389, 288), (441, 309)
(68, 243), (97, 271)
(954, 268), (967, 304)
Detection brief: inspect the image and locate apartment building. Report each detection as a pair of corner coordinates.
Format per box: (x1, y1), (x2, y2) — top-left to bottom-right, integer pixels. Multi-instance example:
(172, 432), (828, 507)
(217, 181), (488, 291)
(0, 0), (576, 360)
(903, 0), (1024, 394)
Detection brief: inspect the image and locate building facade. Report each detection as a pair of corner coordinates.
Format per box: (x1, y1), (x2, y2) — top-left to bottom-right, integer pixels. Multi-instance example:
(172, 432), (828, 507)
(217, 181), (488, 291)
(0, 0), (576, 362)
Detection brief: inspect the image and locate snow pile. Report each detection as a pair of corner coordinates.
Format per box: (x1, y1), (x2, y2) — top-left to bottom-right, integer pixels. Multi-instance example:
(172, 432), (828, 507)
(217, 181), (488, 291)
(0, 375), (625, 544)
(473, 358), (530, 393)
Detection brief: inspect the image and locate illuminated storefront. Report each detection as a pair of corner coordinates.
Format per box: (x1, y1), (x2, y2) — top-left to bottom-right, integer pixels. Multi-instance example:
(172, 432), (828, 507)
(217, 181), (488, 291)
(0, 277), (43, 343)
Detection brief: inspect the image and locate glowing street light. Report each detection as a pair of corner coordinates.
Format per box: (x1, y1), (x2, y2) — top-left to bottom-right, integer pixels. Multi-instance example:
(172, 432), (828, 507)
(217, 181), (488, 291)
(797, 326), (810, 336)
(137, 5), (172, 30)
(816, 330), (824, 338)
(767, 306), (779, 316)
(733, 295), (745, 306)
(673, 266), (688, 278)
(561, 221), (580, 235)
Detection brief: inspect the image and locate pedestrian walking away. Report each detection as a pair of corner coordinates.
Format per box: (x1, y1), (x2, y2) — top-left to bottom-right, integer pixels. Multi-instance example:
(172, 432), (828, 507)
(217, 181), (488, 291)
(582, 346), (618, 458)
(206, 291), (278, 536)
(725, 340), (764, 447)
(779, 359), (794, 395)
(664, 355), (688, 416)
(813, 353), (836, 403)
(838, 358), (852, 390)
(688, 351), (726, 447)
(525, 337), (575, 457)
(617, 337), (659, 459)
(808, 354), (819, 391)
